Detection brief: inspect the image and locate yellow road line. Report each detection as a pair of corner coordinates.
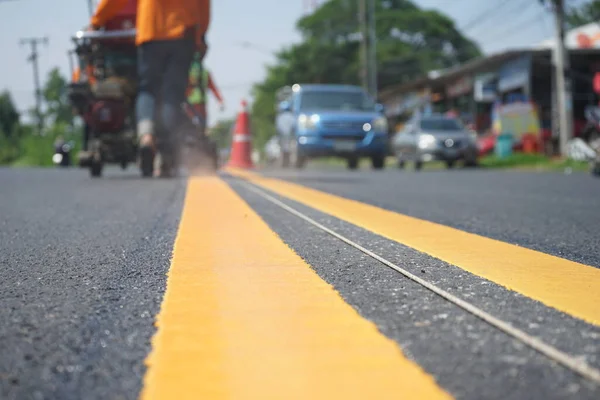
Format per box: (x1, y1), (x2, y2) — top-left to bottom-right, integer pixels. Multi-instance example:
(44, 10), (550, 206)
(226, 168), (600, 326)
(140, 177), (451, 400)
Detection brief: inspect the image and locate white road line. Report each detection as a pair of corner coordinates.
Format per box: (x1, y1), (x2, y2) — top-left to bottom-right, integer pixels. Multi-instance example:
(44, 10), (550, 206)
(237, 179), (600, 385)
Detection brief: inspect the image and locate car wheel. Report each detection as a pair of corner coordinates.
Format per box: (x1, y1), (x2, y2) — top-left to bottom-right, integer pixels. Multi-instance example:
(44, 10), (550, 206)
(347, 157), (359, 170)
(415, 161), (423, 171)
(371, 154), (385, 170)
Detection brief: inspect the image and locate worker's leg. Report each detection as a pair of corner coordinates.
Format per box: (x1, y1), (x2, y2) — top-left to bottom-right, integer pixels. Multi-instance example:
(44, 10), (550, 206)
(190, 104), (207, 136)
(159, 37), (195, 170)
(136, 41), (168, 146)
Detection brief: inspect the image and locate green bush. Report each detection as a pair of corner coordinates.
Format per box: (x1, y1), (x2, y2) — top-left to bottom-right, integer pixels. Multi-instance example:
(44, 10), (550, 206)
(480, 153), (550, 168)
(12, 122), (81, 167)
(0, 129), (21, 165)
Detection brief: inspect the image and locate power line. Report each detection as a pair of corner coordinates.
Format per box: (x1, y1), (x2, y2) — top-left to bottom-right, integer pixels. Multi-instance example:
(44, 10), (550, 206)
(460, 0), (517, 34)
(482, 13), (545, 46)
(478, 1), (543, 45)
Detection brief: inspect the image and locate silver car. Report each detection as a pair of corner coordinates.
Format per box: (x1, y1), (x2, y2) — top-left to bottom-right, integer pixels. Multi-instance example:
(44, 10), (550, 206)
(392, 114), (478, 170)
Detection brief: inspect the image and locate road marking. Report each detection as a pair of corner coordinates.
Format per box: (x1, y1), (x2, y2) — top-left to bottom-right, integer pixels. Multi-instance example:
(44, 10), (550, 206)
(225, 169), (600, 327)
(238, 179), (600, 384)
(140, 177), (451, 400)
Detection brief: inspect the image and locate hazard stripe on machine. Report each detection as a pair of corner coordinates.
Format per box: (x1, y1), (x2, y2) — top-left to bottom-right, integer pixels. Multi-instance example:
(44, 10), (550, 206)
(140, 177), (450, 400)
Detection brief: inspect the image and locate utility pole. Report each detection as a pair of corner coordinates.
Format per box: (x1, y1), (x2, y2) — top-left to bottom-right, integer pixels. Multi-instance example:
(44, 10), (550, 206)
(88, 0), (97, 17)
(550, 0), (573, 156)
(367, 0), (378, 99)
(20, 37), (48, 135)
(358, 0), (368, 94)
(67, 50), (75, 78)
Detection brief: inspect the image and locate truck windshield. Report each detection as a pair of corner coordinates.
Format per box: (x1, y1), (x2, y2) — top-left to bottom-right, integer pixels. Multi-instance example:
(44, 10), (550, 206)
(299, 91), (375, 112)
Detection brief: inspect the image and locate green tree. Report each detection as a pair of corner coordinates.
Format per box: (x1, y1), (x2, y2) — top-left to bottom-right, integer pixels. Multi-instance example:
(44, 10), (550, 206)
(0, 91), (20, 138)
(8, 68), (82, 166)
(250, 0), (481, 149)
(296, 0), (480, 87)
(0, 91), (22, 164)
(565, 0), (600, 28)
(0, 70), (82, 166)
(210, 118), (235, 149)
(42, 68), (74, 126)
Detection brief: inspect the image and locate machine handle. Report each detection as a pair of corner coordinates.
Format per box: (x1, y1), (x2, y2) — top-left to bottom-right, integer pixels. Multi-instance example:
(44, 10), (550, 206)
(73, 29), (136, 41)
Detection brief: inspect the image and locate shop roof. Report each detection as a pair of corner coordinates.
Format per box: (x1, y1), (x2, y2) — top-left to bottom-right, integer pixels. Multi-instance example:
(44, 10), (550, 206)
(378, 47), (600, 104)
(379, 49), (530, 102)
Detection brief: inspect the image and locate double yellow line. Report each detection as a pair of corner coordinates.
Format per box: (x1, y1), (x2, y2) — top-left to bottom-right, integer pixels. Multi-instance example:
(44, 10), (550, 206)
(231, 169), (600, 326)
(139, 170), (600, 399)
(140, 176), (451, 400)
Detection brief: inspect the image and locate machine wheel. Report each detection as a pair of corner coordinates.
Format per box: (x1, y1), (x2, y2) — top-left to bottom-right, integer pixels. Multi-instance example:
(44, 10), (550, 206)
(415, 161), (423, 171)
(90, 162), (103, 178)
(371, 155), (385, 170)
(347, 157), (359, 170)
(140, 146), (155, 178)
(446, 160), (455, 169)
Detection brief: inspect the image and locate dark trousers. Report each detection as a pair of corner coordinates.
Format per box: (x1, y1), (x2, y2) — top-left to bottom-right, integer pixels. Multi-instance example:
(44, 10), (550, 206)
(136, 36), (195, 151)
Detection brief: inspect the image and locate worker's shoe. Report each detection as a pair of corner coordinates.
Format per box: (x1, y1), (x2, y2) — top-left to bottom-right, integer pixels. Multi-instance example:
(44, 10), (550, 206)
(153, 151), (179, 178)
(154, 137), (182, 178)
(139, 133), (156, 178)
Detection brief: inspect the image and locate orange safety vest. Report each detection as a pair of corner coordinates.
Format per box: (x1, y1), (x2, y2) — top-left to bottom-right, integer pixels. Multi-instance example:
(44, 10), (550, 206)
(91, 0), (210, 46)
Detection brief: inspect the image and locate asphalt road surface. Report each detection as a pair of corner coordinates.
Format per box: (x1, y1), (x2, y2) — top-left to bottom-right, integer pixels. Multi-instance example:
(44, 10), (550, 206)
(1, 165), (599, 400)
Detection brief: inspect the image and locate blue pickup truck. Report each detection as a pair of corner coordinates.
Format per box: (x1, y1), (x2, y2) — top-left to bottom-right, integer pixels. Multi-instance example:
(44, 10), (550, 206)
(274, 84), (389, 170)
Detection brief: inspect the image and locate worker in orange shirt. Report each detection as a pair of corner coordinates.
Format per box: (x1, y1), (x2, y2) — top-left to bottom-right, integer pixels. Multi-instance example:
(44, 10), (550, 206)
(186, 50), (224, 136)
(90, 0), (210, 177)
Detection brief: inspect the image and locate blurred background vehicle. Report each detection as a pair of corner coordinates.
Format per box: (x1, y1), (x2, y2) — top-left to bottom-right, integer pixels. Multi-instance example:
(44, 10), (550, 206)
(392, 113), (478, 170)
(67, 18), (139, 178)
(275, 84), (389, 170)
(52, 138), (74, 167)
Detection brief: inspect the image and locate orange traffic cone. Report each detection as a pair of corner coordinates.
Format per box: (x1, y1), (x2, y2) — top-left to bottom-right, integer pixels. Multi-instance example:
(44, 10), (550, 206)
(226, 99), (255, 169)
